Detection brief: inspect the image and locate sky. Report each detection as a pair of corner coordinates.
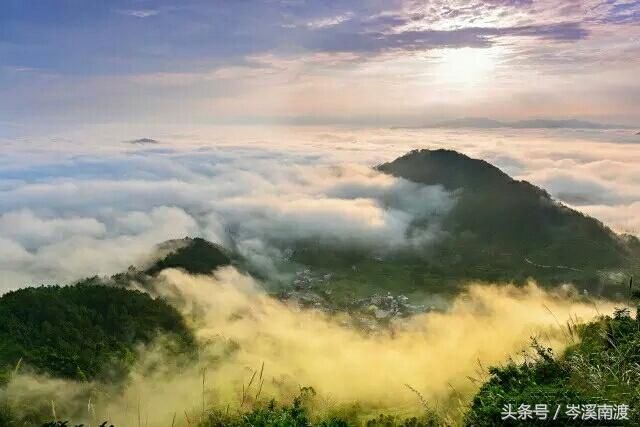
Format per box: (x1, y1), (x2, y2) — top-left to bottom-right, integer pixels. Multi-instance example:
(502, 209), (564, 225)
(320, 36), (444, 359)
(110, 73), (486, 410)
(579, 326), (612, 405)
(1, 0), (640, 132)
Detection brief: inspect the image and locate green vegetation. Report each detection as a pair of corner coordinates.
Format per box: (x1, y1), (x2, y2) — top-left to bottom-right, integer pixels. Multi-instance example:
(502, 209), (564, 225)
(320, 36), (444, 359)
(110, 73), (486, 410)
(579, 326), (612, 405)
(1, 281), (639, 425)
(465, 307), (640, 425)
(199, 390), (325, 427)
(0, 403), (12, 427)
(375, 149), (640, 293)
(0, 284), (195, 381)
(266, 150), (640, 302)
(199, 388), (442, 427)
(286, 245), (462, 305)
(200, 404), (439, 427)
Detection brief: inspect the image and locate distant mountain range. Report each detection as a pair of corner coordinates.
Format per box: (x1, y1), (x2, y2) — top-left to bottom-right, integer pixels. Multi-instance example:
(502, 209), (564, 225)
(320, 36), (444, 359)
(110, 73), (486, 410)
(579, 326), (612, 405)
(126, 137), (160, 144)
(423, 117), (634, 130)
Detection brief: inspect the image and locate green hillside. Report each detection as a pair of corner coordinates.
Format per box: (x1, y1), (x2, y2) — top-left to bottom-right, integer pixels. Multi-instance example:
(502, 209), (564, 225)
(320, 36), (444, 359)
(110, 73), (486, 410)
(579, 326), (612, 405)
(373, 150), (638, 290)
(376, 149), (634, 276)
(273, 150), (639, 304)
(466, 307), (640, 425)
(0, 285), (195, 382)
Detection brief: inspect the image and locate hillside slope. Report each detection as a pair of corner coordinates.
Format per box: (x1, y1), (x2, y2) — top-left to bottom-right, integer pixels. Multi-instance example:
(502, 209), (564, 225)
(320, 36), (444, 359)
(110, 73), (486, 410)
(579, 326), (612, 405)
(466, 307), (640, 425)
(374, 149), (638, 291)
(0, 285), (195, 381)
(275, 150), (638, 305)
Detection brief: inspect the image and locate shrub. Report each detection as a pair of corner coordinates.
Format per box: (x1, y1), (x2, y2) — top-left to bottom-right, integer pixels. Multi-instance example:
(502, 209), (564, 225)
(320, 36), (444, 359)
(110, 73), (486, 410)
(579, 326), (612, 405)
(465, 309), (640, 425)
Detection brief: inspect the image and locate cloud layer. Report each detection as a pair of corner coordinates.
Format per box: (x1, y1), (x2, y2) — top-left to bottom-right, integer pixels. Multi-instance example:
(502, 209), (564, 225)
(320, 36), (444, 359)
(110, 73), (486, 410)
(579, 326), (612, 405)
(1, 0), (639, 130)
(1, 126), (638, 291)
(0, 135), (458, 290)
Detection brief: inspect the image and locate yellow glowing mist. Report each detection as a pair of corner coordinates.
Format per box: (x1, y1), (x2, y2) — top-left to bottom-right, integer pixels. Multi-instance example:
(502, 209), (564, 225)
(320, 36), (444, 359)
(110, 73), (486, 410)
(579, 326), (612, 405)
(2, 267), (618, 425)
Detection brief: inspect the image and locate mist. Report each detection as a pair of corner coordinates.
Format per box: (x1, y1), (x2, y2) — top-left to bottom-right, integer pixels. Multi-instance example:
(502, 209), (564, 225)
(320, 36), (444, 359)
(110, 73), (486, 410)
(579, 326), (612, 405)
(2, 267), (618, 425)
(0, 159), (455, 291)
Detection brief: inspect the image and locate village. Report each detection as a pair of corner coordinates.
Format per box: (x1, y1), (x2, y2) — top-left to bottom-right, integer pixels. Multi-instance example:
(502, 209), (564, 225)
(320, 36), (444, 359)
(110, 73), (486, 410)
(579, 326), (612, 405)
(278, 267), (431, 329)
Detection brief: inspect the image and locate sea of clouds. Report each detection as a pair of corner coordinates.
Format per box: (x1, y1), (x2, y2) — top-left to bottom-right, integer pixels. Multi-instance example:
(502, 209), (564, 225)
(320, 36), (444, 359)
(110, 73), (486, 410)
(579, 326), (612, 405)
(1, 125), (637, 423)
(1, 125), (639, 291)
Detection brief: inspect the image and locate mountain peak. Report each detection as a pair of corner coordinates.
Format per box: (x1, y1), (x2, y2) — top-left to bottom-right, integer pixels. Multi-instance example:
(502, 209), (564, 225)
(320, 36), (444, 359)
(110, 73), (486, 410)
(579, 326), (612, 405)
(126, 138), (160, 145)
(427, 117), (630, 130)
(376, 149), (518, 192)
(144, 237), (231, 276)
(376, 149), (632, 282)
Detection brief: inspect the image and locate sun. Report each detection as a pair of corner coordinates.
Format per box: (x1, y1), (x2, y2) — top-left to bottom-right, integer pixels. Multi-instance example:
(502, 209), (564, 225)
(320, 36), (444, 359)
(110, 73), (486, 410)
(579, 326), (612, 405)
(433, 47), (500, 87)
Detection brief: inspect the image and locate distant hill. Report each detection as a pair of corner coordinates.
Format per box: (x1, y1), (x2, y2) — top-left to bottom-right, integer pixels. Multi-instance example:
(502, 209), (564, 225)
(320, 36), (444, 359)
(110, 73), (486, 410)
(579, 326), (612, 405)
(144, 237), (232, 276)
(281, 150), (639, 300)
(125, 137), (160, 144)
(374, 149), (639, 291)
(426, 117), (631, 130)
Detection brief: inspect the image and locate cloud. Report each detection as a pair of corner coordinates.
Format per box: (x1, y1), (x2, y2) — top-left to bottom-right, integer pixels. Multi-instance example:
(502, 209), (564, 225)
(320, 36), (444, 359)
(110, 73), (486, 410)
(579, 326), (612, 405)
(0, 126), (638, 423)
(580, 202), (640, 236)
(0, 143), (455, 291)
(118, 9), (160, 18)
(305, 13), (354, 29)
(2, 0), (639, 129)
(0, 207), (200, 289)
(214, 165), (453, 250)
(0, 209), (106, 250)
(298, 21), (590, 55)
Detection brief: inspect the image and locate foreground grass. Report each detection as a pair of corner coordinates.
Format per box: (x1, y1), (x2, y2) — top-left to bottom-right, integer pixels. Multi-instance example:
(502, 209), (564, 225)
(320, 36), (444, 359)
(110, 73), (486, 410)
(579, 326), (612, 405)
(466, 307), (640, 425)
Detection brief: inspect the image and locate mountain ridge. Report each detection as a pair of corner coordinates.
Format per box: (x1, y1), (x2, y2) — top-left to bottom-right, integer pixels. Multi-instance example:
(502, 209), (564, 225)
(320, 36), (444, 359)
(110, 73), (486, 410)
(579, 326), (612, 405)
(375, 149), (636, 282)
(422, 117), (633, 130)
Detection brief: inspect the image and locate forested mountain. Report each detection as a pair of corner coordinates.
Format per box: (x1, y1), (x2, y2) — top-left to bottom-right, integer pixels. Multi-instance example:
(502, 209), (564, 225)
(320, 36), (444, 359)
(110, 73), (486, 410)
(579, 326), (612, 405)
(281, 150), (639, 301)
(375, 150), (638, 290)
(0, 237), (229, 384)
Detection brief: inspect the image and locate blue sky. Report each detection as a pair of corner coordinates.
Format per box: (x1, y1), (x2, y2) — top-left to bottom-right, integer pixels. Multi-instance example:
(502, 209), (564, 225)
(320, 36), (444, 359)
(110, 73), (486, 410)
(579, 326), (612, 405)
(1, 0), (639, 133)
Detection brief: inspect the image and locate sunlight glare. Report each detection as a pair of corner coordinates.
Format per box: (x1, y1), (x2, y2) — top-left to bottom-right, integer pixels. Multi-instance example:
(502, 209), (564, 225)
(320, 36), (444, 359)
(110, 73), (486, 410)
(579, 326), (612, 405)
(434, 47), (500, 87)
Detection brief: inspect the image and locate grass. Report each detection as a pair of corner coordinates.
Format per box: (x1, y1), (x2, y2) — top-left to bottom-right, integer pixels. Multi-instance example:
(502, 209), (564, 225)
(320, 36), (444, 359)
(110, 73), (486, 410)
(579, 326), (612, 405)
(465, 306), (640, 426)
